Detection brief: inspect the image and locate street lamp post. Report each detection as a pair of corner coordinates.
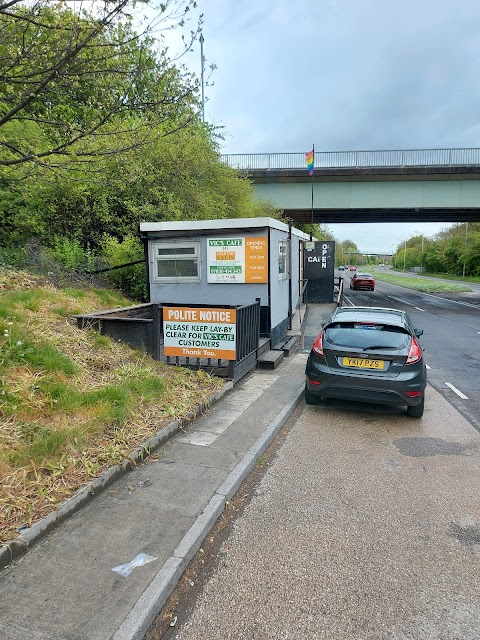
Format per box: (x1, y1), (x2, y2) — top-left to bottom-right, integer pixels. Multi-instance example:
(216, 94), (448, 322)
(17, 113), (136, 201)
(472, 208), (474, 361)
(414, 230), (425, 270)
(403, 239), (407, 271)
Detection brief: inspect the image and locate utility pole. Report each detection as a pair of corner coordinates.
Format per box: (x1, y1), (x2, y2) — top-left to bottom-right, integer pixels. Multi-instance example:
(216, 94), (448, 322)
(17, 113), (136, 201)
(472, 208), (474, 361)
(403, 239), (407, 271)
(199, 33), (205, 122)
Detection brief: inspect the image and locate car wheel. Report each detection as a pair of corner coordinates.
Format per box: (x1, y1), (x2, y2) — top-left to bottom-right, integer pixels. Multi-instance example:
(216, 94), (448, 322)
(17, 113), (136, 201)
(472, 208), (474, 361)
(371, 287), (375, 291)
(305, 385), (322, 405)
(406, 395), (424, 418)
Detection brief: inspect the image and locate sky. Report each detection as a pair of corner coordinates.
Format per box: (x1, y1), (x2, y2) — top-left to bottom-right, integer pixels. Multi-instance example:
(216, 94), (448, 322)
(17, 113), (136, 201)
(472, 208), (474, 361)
(152, 0), (480, 253)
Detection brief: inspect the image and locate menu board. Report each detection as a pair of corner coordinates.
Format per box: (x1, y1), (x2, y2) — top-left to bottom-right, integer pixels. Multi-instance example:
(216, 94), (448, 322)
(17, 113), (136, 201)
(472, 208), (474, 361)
(207, 236), (268, 283)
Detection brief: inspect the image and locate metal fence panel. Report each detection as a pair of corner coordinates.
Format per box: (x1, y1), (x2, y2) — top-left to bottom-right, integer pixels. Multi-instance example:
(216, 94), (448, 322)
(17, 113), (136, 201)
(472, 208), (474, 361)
(220, 148), (480, 170)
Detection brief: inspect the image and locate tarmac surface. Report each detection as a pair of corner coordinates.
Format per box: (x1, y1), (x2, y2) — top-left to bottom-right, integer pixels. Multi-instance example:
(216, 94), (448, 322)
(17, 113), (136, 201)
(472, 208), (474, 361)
(144, 301), (480, 640)
(0, 304), (334, 640)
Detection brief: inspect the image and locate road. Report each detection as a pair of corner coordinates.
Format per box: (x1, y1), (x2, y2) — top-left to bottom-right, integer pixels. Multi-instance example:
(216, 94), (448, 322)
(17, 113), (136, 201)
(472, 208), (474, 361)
(145, 275), (480, 640)
(342, 269), (480, 432)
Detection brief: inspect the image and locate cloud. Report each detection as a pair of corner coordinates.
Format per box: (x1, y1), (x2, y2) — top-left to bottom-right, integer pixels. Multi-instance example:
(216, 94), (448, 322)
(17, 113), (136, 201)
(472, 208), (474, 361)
(194, 0), (480, 152)
(175, 0), (480, 249)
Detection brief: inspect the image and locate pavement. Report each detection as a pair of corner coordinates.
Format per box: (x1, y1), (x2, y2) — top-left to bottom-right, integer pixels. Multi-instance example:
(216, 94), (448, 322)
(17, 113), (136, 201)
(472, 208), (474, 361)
(0, 303), (335, 640)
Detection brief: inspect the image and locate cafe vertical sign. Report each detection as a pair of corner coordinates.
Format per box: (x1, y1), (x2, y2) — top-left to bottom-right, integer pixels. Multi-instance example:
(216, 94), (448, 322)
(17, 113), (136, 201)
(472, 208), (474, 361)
(207, 236), (268, 283)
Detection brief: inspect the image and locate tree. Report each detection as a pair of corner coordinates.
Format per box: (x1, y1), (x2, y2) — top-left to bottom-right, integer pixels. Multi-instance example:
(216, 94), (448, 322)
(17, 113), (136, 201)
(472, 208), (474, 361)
(1, 119), (282, 249)
(338, 239), (358, 266)
(0, 1), (200, 174)
(296, 223), (334, 241)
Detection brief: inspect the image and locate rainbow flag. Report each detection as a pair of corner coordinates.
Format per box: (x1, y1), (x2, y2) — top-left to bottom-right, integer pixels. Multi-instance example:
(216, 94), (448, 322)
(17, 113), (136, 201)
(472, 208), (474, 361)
(305, 149), (314, 176)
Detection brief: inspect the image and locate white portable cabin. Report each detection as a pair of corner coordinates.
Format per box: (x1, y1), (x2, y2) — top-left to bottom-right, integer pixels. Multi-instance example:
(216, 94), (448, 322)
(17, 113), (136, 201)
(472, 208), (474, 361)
(140, 217), (310, 345)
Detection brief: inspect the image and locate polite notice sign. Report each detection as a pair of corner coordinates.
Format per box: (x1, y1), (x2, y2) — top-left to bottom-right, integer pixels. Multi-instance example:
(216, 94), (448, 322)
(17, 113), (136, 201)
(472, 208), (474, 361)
(163, 307), (236, 360)
(207, 237), (268, 283)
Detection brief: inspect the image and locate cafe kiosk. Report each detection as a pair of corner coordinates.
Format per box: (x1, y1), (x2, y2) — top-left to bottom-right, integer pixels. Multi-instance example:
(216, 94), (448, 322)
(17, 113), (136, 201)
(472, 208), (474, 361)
(140, 217), (310, 346)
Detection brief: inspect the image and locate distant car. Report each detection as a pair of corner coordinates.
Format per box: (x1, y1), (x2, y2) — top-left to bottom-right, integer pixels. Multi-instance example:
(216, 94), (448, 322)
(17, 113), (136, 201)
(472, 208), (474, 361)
(349, 266), (357, 271)
(350, 272), (375, 291)
(338, 265), (345, 271)
(305, 306), (426, 417)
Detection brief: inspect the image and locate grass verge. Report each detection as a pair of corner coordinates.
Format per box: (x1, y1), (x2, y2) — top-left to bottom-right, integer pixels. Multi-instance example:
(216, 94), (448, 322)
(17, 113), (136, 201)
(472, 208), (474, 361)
(371, 270), (472, 293)
(0, 268), (222, 544)
(420, 272), (480, 284)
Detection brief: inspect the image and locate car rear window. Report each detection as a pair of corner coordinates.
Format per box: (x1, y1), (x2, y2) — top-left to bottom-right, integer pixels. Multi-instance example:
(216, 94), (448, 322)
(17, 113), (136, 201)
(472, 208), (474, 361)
(324, 322), (410, 349)
(356, 274), (372, 278)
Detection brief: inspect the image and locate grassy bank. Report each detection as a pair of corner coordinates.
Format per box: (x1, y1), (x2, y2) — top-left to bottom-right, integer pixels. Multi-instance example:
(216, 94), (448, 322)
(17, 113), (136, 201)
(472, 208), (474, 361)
(420, 272), (480, 284)
(371, 270), (472, 293)
(0, 269), (222, 543)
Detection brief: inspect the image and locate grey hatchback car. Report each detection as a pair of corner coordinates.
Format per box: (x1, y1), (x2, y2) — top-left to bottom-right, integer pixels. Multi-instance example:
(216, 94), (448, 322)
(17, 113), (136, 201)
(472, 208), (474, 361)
(305, 306), (427, 417)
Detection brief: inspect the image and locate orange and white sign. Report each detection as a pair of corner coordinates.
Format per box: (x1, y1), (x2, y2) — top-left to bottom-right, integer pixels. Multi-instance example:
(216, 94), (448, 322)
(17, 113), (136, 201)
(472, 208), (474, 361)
(207, 236), (268, 283)
(245, 236), (268, 283)
(163, 307), (236, 360)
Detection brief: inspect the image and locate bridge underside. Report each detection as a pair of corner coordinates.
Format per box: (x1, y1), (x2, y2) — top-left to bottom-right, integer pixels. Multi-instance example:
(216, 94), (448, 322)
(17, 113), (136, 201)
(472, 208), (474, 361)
(285, 207), (480, 224)
(248, 166), (480, 224)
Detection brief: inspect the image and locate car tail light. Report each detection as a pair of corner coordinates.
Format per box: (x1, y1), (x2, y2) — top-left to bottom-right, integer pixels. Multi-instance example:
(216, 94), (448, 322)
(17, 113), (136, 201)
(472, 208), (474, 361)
(312, 332), (324, 356)
(406, 391), (422, 397)
(406, 337), (422, 364)
(307, 377), (321, 385)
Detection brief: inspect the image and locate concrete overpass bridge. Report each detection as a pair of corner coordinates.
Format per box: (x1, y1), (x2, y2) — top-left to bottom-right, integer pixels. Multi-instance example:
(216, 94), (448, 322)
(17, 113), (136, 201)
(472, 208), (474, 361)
(221, 148), (480, 224)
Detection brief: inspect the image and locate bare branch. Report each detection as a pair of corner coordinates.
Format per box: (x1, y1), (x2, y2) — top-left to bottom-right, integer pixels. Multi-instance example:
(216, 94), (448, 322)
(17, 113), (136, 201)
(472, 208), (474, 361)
(0, 1), (130, 127)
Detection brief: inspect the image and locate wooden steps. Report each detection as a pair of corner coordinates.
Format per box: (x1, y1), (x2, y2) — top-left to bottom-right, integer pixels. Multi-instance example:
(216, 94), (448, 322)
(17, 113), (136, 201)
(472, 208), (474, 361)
(272, 334), (300, 357)
(256, 333), (300, 370)
(257, 349), (284, 369)
(257, 336), (271, 358)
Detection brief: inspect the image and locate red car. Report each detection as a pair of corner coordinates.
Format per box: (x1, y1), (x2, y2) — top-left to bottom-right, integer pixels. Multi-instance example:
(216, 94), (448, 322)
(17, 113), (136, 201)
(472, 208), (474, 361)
(350, 272), (375, 291)
(349, 266), (357, 271)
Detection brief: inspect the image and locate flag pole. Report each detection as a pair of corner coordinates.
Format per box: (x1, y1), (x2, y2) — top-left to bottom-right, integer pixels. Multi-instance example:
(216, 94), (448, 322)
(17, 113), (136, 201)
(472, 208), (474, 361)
(310, 143), (315, 234)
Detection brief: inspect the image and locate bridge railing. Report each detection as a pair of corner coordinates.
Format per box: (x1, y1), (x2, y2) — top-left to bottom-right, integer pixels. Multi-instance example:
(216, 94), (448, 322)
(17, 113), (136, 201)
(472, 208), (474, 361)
(220, 148), (480, 170)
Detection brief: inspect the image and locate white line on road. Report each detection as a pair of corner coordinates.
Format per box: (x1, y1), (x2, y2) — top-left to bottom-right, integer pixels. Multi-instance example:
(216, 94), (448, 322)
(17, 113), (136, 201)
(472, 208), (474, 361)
(387, 295), (417, 308)
(382, 282), (480, 310)
(421, 291), (480, 310)
(388, 295), (424, 311)
(426, 364), (431, 370)
(445, 383), (469, 400)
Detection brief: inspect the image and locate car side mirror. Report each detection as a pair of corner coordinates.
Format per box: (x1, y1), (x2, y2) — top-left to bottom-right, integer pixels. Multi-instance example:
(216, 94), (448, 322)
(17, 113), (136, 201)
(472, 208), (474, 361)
(414, 328), (423, 337)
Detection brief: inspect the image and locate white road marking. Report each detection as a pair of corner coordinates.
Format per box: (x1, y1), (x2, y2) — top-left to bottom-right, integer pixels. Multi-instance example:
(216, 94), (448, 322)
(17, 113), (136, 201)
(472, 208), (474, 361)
(426, 364), (431, 370)
(387, 294), (417, 307)
(381, 282), (480, 310)
(445, 383), (469, 400)
(414, 306), (425, 311)
(421, 291), (480, 310)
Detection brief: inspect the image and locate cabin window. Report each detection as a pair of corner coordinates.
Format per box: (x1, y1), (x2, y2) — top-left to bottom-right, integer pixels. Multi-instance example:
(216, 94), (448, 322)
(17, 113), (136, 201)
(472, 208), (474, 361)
(152, 242), (201, 283)
(278, 239), (290, 280)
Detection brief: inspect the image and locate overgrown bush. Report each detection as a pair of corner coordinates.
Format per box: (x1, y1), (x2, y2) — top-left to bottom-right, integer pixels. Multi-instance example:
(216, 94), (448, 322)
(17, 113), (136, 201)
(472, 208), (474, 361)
(51, 237), (90, 271)
(99, 234), (147, 302)
(0, 245), (27, 268)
